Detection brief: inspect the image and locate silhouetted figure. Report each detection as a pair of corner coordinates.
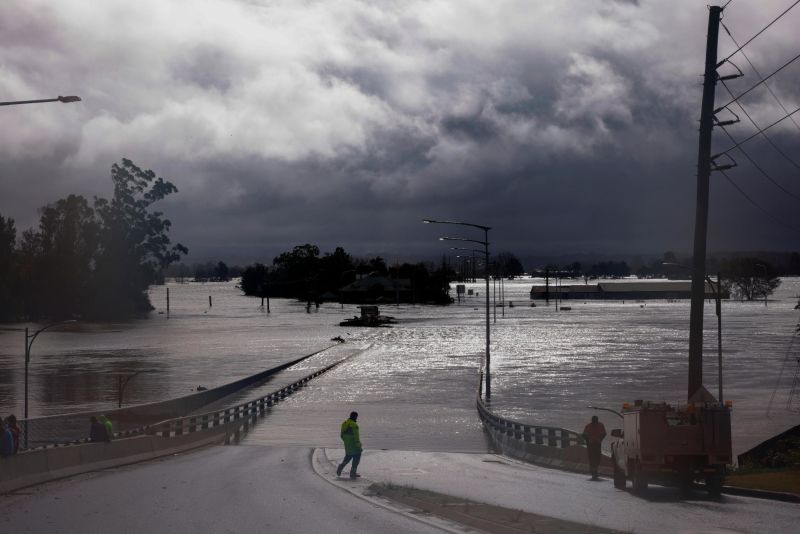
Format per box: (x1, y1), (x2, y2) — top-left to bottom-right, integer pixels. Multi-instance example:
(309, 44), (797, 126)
(90, 416), (110, 443)
(1, 417), (16, 456)
(583, 415), (606, 480)
(336, 411), (362, 479)
(6, 414), (20, 453)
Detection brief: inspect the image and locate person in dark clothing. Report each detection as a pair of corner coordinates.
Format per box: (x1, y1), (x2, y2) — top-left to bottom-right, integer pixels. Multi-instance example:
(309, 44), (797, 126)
(337, 412), (362, 479)
(6, 414), (20, 453)
(90, 416), (110, 443)
(583, 415), (606, 480)
(1, 417), (14, 457)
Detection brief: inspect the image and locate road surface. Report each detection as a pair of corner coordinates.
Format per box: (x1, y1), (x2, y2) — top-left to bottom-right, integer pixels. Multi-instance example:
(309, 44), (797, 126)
(2, 443), (797, 533)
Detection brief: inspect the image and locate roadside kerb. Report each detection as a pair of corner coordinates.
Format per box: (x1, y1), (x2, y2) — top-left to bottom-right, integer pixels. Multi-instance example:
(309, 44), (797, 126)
(0, 357), (348, 494)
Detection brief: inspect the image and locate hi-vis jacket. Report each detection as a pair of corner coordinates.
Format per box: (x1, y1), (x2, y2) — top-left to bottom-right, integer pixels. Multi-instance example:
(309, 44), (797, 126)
(340, 418), (362, 454)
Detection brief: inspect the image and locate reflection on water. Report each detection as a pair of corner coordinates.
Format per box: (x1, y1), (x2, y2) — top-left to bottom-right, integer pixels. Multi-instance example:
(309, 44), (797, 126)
(1, 278), (799, 455)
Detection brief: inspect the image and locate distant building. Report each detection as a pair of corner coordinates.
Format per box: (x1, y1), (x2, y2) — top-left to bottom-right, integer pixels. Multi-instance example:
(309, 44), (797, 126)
(530, 280), (728, 300)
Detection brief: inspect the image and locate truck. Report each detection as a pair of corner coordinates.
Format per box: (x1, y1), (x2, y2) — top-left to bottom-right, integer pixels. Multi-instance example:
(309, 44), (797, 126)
(610, 399), (732, 495)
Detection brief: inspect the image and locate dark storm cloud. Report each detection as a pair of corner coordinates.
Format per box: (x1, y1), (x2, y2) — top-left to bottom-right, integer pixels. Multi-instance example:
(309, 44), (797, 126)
(1, 0), (798, 265)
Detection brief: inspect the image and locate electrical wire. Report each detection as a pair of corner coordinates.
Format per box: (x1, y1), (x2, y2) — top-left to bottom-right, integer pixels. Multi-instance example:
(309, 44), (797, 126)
(720, 80), (800, 170)
(722, 0), (735, 9)
(720, 0), (800, 63)
(721, 21), (800, 132)
(716, 51), (800, 112)
(717, 105), (800, 156)
(718, 169), (800, 232)
(718, 124), (800, 201)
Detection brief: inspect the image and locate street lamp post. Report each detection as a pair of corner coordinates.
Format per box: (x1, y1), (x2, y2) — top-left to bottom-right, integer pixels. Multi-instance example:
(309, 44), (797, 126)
(0, 95), (81, 106)
(24, 320), (77, 448)
(424, 219), (492, 399)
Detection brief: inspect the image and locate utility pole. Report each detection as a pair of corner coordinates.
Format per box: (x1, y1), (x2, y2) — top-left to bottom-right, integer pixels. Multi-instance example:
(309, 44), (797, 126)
(688, 5), (722, 401)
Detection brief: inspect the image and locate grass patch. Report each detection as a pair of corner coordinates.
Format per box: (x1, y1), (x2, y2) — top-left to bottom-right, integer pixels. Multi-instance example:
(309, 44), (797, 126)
(725, 469), (800, 495)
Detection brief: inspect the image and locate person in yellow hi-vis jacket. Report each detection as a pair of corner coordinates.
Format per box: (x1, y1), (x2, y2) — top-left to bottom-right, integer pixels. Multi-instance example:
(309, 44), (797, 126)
(337, 411), (362, 479)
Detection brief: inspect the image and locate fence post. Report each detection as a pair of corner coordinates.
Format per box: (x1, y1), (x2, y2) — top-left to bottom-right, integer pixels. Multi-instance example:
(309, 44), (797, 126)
(548, 428), (557, 447)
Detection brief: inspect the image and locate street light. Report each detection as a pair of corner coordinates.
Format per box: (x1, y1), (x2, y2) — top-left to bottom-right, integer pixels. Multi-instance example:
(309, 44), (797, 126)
(450, 247), (483, 283)
(423, 219), (492, 399)
(24, 320), (77, 448)
(664, 262), (724, 403)
(0, 95), (82, 106)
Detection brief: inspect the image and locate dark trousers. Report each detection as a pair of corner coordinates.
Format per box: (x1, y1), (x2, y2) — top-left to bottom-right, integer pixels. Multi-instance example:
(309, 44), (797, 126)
(339, 452), (361, 475)
(587, 442), (602, 476)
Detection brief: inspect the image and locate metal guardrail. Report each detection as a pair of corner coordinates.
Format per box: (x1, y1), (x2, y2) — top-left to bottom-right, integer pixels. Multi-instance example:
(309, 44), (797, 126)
(476, 396), (584, 449)
(475, 371), (584, 450)
(146, 358), (346, 441)
(19, 358), (347, 452)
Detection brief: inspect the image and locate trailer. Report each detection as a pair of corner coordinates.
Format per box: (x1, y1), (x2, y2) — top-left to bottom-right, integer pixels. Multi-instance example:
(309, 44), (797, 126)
(610, 399), (732, 495)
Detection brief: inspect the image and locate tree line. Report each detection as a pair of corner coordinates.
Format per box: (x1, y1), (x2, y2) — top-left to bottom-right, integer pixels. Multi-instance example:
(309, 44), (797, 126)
(240, 244), (452, 304)
(0, 159), (186, 321)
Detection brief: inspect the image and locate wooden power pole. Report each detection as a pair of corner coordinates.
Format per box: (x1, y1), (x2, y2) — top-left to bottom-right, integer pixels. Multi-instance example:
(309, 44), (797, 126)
(688, 6), (723, 401)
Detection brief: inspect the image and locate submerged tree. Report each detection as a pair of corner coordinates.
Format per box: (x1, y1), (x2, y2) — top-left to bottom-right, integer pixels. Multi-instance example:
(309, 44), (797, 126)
(720, 257), (781, 301)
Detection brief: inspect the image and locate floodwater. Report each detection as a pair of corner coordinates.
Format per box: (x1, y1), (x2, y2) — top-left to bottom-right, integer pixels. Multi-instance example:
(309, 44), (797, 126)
(1, 277), (798, 455)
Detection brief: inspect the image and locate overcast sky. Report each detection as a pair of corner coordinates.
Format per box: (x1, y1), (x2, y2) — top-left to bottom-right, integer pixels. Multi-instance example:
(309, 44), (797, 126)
(1, 0), (799, 265)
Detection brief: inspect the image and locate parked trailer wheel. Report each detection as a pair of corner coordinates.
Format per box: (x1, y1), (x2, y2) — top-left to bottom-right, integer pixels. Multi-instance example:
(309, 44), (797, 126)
(705, 469), (724, 497)
(612, 454), (626, 489)
(632, 461), (648, 494)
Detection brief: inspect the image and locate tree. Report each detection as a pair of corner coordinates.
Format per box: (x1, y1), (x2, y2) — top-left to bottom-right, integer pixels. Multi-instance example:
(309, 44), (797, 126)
(495, 252), (524, 278)
(720, 257), (781, 301)
(89, 159), (187, 317)
(34, 195), (99, 318)
(215, 261), (230, 281)
(0, 215), (17, 320)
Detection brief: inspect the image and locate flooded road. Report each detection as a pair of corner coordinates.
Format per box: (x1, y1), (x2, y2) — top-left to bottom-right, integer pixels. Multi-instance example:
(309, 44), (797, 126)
(1, 277), (798, 455)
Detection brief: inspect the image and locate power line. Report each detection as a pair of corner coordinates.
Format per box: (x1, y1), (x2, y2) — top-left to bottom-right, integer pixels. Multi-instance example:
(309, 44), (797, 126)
(720, 80), (800, 170)
(721, 21), (800, 132)
(718, 123), (800, 201)
(717, 105), (800, 156)
(720, 0), (800, 63)
(722, 0), (735, 9)
(718, 169), (800, 232)
(715, 51), (800, 112)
